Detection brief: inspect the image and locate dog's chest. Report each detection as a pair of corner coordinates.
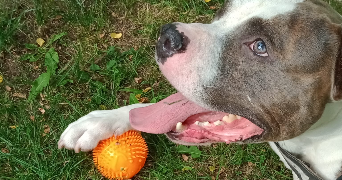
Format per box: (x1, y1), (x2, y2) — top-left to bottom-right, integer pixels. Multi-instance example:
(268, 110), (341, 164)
(284, 138), (342, 180)
(270, 102), (342, 180)
(274, 103), (342, 180)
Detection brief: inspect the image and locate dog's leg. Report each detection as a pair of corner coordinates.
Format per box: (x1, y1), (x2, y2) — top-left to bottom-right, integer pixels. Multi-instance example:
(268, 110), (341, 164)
(58, 103), (153, 153)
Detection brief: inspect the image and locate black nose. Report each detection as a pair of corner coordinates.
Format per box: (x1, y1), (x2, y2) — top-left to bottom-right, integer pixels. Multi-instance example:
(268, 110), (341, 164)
(156, 24), (187, 64)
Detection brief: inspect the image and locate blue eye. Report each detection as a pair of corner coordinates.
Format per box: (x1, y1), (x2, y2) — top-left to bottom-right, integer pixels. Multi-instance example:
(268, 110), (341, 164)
(257, 41), (266, 51)
(249, 39), (269, 57)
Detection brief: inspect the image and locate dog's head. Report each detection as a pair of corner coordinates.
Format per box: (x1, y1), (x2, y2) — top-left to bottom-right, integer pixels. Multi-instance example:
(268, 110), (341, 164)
(130, 0), (342, 145)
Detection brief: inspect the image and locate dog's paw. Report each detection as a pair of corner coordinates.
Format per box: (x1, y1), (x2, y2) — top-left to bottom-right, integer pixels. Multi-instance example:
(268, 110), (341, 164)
(58, 108), (132, 153)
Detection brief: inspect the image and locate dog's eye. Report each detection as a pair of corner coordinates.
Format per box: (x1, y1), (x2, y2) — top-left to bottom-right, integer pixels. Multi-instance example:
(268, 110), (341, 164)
(249, 39), (269, 57)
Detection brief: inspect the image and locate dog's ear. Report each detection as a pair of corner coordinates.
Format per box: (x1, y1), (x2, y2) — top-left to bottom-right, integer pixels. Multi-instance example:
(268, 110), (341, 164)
(332, 27), (342, 101)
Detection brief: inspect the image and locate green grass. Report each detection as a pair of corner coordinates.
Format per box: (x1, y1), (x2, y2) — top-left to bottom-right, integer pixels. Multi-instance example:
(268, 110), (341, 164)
(1, 0), (342, 179)
(0, 4), (26, 51)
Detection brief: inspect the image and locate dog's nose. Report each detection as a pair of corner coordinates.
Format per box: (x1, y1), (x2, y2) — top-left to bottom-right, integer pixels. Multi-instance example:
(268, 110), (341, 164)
(156, 24), (186, 63)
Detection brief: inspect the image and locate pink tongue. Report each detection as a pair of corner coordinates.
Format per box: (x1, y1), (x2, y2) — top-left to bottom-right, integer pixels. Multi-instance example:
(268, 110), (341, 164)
(130, 93), (209, 134)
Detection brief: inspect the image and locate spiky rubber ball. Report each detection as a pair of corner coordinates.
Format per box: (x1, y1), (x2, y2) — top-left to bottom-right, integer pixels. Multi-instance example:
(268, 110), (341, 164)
(93, 130), (148, 179)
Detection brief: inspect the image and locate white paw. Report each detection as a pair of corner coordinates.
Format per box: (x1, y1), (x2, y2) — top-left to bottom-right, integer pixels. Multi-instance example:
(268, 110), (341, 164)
(58, 108), (132, 153)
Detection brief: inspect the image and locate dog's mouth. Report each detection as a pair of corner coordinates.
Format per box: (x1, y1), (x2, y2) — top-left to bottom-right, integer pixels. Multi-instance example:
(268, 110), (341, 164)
(129, 93), (264, 145)
(165, 112), (264, 145)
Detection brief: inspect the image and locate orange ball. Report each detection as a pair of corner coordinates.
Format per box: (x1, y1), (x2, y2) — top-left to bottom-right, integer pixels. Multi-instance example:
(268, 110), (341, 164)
(93, 130), (148, 179)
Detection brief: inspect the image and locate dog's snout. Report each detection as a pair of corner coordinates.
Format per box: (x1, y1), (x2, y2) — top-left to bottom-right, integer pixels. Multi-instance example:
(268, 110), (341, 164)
(156, 24), (187, 63)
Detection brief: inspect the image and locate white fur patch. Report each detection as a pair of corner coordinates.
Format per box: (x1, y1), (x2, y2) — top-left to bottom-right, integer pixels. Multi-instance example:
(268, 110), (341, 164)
(213, 0), (304, 32)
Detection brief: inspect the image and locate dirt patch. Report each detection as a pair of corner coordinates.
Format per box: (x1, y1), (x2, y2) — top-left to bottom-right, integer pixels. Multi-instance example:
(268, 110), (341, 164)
(0, 54), (21, 79)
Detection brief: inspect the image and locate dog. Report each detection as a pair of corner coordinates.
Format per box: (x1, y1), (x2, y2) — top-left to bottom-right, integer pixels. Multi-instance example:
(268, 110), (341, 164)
(58, 0), (342, 179)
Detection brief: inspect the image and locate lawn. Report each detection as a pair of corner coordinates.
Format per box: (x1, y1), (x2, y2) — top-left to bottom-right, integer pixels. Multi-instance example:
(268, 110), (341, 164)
(1, 0), (341, 179)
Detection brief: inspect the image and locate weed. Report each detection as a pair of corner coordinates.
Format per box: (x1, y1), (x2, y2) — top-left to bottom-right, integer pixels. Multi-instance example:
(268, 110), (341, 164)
(20, 32), (66, 100)
(177, 145), (203, 159)
(0, 8), (25, 51)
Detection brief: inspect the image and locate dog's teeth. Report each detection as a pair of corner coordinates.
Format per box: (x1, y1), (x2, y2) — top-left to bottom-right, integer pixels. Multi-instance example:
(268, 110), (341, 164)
(223, 114), (237, 123)
(176, 122), (186, 132)
(213, 120), (223, 126)
(203, 121), (210, 126)
(194, 121), (211, 126)
(237, 115), (242, 119)
(176, 122), (183, 129)
(222, 115), (229, 122)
